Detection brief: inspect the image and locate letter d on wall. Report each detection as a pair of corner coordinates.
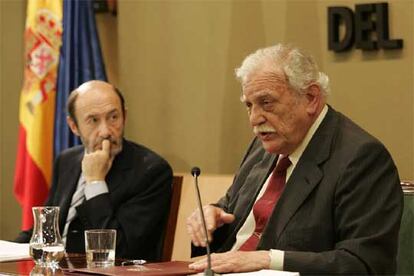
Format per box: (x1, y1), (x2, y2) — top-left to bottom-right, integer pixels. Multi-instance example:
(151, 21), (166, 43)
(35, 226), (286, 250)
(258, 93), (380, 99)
(328, 7), (354, 52)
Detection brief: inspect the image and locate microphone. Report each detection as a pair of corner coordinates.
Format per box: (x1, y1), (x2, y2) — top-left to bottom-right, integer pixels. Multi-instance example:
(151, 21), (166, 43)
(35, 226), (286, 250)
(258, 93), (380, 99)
(191, 166), (216, 276)
(191, 167), (201, 178)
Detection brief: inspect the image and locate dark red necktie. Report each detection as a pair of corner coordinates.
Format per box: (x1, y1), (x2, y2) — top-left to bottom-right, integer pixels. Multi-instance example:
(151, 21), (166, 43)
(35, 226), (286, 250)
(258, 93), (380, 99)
(239, 156), (291, 251)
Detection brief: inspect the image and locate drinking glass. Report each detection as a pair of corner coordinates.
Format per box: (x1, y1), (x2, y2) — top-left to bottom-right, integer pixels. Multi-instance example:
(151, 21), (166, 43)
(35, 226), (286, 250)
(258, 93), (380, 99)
(84, 229), (116, 267)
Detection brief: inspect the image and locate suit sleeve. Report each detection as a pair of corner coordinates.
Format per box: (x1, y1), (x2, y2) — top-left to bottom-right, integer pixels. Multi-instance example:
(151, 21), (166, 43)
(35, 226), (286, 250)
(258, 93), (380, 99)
(283, 142), (403, 274)
(44, 153), (62, 206)
(216, 137), (262, 211)
(76, 158), (173, 260)
(192, 138), (262, 257)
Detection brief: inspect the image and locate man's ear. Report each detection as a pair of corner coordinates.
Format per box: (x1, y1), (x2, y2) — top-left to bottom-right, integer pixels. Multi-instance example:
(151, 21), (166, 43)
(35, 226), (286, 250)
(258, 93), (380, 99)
(304, 84), (322, 115)
(123, 108), (127, 124)
(67, 116), (80, 136)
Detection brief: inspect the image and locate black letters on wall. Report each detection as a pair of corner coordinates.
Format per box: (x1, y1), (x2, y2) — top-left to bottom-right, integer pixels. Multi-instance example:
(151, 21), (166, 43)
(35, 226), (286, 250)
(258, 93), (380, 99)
(328, 2), (403, 52)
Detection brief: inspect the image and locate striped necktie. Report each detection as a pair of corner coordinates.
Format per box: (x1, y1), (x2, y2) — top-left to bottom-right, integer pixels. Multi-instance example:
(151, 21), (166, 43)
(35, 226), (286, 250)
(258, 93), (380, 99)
(62, 175), (86, 244)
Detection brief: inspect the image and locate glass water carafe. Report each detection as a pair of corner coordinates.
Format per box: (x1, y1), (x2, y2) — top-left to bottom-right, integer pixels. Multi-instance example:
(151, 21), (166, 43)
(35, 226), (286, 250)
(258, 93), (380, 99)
(29, 206), (65, 267)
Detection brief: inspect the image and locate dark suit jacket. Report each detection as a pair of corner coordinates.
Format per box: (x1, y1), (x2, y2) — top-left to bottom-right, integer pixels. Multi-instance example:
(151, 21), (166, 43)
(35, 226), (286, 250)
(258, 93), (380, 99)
(16, 139), (173, 261)
(193, 106), (403, 275)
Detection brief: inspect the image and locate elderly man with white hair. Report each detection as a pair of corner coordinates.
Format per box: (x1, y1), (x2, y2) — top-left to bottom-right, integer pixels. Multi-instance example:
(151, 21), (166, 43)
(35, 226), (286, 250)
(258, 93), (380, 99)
(187, 44), (403, 275)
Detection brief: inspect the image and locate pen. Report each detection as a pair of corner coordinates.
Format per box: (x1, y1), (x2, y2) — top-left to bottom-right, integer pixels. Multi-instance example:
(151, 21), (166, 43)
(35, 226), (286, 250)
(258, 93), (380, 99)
(121, 259), (147, 266)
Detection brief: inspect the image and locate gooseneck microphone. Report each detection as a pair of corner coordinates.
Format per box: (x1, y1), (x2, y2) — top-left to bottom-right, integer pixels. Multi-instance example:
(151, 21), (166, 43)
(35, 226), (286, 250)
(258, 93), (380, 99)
(191, 167), (216, 276)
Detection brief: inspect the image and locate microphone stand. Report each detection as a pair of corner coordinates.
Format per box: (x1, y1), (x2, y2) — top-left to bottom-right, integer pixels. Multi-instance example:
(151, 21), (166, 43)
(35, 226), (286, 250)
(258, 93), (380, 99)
(191, 167), (218, 276)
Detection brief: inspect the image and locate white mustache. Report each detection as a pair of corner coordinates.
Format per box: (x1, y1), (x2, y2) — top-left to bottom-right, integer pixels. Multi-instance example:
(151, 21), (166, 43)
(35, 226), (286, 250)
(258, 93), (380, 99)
(253, 125), (276, 135)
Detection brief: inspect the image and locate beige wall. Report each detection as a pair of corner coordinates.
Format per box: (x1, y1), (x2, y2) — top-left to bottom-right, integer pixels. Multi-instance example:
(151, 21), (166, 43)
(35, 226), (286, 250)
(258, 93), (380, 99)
(1, 0), (413, 247)
(0, 0), (25, 240)
(117, 0), (413, 178)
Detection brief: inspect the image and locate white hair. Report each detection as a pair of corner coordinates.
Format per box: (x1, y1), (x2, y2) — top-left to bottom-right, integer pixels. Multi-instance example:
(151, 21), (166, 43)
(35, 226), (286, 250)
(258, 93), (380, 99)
(235, 44), (330, 96)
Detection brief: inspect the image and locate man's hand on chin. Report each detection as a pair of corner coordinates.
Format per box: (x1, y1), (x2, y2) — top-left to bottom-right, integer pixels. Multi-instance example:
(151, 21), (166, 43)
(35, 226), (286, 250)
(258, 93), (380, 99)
(82, 139), (113, 182)
(189, 250), (270, 273)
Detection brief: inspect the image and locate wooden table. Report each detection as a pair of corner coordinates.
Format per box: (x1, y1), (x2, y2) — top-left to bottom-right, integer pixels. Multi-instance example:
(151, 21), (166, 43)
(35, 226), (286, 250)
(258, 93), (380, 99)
(0, 253), (195, 275)
(0, 253), (85, 275)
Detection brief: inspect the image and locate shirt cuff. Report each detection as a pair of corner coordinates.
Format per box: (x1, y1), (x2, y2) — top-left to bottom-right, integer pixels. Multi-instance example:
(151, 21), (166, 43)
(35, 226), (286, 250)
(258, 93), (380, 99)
(84, 180), (109, 200)
(269, 249), (284, 270)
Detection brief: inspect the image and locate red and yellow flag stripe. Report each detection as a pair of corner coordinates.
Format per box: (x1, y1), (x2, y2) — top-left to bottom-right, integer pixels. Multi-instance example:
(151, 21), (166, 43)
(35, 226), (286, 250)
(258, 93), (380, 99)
(14, 0), (62, 230)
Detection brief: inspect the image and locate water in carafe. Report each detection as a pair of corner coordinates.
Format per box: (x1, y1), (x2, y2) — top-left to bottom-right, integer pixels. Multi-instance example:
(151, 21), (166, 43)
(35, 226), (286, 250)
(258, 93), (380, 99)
(29, 206), (65, 267)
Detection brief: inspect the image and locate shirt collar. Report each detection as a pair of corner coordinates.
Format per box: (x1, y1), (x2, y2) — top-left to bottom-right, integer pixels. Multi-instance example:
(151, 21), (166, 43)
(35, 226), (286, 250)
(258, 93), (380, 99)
(287, 104), (328, 173)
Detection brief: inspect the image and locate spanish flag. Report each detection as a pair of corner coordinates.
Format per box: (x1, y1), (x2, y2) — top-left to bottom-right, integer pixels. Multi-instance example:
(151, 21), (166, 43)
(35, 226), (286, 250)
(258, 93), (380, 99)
(14, 0), (107, 231)
(14, 0), (62, 231)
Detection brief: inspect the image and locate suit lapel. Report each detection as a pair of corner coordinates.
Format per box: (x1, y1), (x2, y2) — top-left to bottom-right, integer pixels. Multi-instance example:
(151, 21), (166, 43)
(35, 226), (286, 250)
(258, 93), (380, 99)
(265, 159), (323, 246)
(259, 107), (339, 248)
(106, 140), (133, 193)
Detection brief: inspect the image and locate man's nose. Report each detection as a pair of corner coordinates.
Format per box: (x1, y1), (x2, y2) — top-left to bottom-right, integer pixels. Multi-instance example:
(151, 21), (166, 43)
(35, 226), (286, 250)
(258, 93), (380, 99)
(249, 106), (265, 126)
(98, 121), (111, 139)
